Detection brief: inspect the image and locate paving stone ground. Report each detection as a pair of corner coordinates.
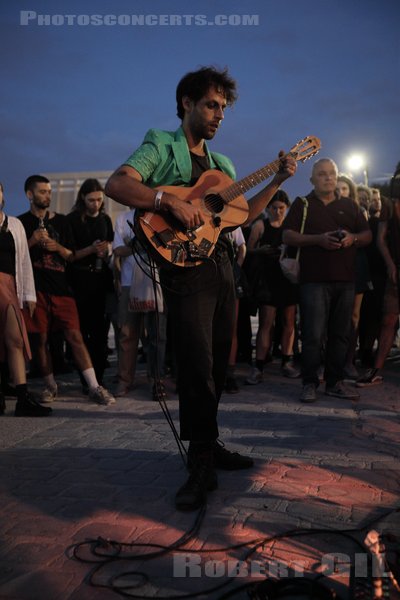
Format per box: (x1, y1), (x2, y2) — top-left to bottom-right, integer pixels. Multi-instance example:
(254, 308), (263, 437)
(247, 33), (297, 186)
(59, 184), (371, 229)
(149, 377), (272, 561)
(0, 352), (399, 600)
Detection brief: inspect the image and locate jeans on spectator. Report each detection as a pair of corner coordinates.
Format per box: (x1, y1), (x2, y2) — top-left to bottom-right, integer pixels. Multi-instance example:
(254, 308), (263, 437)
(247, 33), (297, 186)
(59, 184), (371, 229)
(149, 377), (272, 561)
(299, 282), (355, 388)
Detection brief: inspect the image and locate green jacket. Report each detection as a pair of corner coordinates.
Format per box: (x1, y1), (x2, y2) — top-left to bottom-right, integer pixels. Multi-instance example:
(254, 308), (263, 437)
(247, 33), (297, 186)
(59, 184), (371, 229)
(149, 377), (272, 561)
(124, 126), (236, 187)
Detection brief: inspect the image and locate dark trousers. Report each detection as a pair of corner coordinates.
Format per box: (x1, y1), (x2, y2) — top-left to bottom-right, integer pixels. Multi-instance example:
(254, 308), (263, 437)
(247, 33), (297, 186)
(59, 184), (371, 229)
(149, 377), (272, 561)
(300, 282), (354, 388)
(70, 270), (108, 383)
(162, 255), (235, 441)
(358, 275), (386, 363)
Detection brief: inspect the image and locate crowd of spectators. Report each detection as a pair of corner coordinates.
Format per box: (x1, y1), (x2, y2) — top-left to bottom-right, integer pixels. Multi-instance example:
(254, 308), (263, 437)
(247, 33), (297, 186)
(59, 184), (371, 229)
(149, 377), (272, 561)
(0, 162), (399, 416)
(234, 160), (399, 402)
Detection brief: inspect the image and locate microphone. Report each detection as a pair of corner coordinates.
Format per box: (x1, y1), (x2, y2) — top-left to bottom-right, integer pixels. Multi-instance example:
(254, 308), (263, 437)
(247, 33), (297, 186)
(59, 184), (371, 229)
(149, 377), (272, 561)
(94, 239), (103, 272)
(94, 255), (103, 272)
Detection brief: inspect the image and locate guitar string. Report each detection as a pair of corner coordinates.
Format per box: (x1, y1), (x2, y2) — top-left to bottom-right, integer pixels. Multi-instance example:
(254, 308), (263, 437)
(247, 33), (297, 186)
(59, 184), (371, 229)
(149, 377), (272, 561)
(221, 144), (318, 204)
(221, 159), (280, 204)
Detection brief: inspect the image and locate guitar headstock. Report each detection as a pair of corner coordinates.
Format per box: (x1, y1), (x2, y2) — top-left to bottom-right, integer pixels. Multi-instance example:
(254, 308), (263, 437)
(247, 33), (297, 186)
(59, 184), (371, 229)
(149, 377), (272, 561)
(289, 136), (321, 163)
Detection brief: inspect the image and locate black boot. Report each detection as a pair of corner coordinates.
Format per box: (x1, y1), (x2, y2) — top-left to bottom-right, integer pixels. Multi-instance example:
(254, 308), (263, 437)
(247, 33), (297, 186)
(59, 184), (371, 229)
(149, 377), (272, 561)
(213, 440), (254, 470)
(176, 443), (217, 511)
(1, 383), (17, 397)
(14, 385), (52, 417)
(0, 392), (5, 415)
(0, 363), (17, 397)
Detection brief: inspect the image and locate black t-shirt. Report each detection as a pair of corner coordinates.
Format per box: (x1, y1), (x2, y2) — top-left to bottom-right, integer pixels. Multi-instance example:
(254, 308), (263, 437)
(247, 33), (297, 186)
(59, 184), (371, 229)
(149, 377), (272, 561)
(0, 224), (16, 276)
(66, 211), (113, 270)
(18, 211), (74, 296)
(380, 198), (400, 266)
(245, 219), (285, 289)
(259, 218), (283, 249)
(365, 216), (386, 277)
(189, 152), (211, 186)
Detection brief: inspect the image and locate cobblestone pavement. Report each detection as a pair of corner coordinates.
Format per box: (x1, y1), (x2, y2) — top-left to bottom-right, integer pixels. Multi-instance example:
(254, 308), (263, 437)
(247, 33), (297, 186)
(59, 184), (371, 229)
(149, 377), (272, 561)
(0, 354), (399, 600)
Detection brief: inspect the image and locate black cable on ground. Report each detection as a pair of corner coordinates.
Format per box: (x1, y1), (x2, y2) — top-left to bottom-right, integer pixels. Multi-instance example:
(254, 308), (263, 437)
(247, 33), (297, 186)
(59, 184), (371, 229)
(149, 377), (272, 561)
(68, 503), (400, 599)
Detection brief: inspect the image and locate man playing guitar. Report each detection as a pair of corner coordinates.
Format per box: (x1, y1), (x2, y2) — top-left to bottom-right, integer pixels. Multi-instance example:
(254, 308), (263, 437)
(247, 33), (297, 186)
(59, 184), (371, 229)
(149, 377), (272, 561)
(106, 66), (297, 511)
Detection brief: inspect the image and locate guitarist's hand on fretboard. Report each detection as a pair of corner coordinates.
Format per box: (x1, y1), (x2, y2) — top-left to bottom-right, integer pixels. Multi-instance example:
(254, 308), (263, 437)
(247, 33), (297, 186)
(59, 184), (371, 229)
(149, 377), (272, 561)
(162, 192), (204, 230)
(274, 150), (298, 184)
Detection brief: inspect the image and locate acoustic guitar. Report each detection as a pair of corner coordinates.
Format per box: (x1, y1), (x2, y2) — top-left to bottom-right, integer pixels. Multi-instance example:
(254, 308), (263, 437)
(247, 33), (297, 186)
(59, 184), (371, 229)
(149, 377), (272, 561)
(135, 136), (321, 267)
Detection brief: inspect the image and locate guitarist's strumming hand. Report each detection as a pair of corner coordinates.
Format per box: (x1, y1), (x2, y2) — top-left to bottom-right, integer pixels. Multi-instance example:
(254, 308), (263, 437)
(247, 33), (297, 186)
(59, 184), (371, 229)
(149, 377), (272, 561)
(161, 192), (204, 230)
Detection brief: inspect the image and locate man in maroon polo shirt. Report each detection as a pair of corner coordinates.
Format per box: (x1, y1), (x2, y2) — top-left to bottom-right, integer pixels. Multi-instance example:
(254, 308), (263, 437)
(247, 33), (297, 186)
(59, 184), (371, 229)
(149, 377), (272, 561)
(282, 158), (372, 402)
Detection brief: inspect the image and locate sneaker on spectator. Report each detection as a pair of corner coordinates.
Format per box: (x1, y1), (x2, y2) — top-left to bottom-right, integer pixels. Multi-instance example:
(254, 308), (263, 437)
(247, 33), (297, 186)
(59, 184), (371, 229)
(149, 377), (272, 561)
(300, 383), (317, 403)
(325, 381), (360, 399)
(282, 361), (301, 379)
(343, 364), (359, 380)
(245, 368), (263, 385)
(41, 385), (58, 403)
(89, 386), (116, 405)
(355, 368), (383, 388)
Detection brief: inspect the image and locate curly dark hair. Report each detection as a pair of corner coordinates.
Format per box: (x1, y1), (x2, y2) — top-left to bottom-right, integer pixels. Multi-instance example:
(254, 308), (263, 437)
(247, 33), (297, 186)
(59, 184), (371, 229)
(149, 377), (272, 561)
(176, 66), (238, 120)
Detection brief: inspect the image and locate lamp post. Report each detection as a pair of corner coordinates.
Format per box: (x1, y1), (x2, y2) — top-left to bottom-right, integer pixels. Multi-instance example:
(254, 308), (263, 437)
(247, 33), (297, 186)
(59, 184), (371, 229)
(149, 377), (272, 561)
(347, 154), (369, 186)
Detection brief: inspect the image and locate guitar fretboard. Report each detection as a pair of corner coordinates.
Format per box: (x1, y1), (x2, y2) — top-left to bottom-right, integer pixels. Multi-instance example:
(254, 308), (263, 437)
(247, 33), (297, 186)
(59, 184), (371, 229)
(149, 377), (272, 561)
(220, 156), (290, 203)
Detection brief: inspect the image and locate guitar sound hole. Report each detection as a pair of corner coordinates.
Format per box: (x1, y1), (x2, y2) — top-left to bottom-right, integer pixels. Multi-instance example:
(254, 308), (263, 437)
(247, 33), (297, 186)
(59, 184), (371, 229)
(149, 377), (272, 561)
(204, 194), (224, 213)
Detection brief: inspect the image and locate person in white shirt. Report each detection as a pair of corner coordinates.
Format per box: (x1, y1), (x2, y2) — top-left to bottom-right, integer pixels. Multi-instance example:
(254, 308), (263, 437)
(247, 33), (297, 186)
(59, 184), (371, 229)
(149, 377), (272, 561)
(112, 209), (167, 398)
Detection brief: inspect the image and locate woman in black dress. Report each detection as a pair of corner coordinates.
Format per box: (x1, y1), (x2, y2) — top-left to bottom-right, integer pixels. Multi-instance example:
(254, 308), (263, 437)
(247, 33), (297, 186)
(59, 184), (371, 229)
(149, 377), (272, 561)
(245, 190), (300, 384)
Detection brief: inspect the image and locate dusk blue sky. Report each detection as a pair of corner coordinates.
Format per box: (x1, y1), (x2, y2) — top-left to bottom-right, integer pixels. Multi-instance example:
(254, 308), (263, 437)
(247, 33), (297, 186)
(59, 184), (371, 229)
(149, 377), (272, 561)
(1, 0), (399, 216)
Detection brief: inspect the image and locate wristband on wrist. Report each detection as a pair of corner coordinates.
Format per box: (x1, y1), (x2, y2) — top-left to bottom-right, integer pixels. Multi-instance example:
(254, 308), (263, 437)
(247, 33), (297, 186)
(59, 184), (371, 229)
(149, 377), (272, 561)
(154, 190), (164, 211)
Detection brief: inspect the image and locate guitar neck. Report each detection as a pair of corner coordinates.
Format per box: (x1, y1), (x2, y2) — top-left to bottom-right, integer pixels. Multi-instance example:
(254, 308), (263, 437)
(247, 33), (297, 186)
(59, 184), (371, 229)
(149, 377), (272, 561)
(220, 155), (290, 204)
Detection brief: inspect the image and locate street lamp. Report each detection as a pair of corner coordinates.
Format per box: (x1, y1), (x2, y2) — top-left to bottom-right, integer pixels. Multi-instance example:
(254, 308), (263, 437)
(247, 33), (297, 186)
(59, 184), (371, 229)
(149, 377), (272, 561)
(347, 154), (369, 186)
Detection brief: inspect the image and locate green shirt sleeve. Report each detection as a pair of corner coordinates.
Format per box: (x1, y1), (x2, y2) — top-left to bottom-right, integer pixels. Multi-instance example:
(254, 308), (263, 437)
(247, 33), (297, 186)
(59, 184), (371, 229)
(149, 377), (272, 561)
(124, 137), (161, 183)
